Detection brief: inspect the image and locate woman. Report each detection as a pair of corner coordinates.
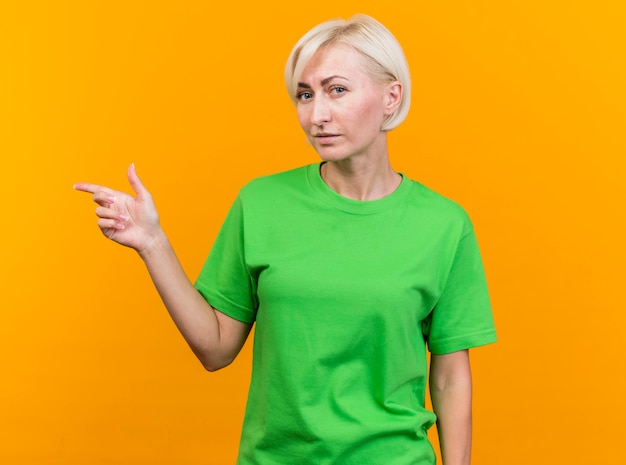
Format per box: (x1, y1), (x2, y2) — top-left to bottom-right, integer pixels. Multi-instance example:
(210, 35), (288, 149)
(75, 14), (496, 465)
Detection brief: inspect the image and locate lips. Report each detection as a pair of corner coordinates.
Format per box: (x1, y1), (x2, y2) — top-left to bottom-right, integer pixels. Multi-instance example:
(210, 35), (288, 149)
(314, 133), (340, 144)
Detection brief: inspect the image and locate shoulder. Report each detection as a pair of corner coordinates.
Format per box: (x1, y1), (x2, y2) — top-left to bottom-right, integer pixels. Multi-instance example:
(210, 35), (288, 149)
(404, 177), (474, 235)
(238, 165), (310, 199)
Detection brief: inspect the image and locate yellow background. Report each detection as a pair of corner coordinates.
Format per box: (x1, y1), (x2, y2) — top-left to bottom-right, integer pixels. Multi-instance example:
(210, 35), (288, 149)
(1, 1), (624, 463)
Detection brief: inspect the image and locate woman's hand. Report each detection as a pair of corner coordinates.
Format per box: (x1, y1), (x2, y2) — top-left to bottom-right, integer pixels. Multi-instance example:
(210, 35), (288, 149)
(74, 164), (162, 256)
(75, 164), (252, 369)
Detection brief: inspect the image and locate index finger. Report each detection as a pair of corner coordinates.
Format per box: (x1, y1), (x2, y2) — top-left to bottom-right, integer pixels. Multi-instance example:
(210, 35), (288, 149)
(73, 182), (115, 195)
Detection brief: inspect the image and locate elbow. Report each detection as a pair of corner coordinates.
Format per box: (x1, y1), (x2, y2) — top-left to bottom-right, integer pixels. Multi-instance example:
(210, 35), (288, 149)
(430, 371), (472, 396)
(202, 361), (228, 372)
(198, 353), (235, 372)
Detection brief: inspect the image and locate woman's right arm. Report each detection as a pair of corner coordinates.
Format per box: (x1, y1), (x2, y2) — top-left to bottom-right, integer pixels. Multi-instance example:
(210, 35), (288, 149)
(74, 164), (252, 371)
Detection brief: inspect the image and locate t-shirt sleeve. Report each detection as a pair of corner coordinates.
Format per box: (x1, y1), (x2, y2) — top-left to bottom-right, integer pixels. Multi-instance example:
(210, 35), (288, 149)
(194, 196), (258, 324)
(423, 226), (497, 354)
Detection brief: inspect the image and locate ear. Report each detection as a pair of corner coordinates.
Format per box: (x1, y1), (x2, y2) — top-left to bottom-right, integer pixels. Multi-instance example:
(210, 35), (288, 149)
(383, 81), (403, 116)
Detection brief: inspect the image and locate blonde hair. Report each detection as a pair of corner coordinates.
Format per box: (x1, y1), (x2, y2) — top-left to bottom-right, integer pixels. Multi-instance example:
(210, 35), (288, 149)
(284, 14), (411, 131)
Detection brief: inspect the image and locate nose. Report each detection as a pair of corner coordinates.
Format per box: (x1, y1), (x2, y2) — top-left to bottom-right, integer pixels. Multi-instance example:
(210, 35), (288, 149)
(310, 96), (331, 126)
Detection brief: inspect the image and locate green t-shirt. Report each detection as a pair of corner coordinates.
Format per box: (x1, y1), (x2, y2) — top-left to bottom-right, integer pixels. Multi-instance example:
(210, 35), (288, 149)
(195, 163), (496, 465)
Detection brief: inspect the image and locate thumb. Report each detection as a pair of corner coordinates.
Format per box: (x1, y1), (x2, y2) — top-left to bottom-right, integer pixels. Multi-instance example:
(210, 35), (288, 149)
(127, 163), (149, 198)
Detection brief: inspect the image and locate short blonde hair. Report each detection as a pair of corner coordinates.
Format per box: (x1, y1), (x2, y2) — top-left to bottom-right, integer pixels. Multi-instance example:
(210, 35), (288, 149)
(284, 14), (411, 131)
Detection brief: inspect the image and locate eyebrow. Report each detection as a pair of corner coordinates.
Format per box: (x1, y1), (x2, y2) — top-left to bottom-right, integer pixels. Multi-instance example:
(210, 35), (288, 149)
(297, 75), (349, 89)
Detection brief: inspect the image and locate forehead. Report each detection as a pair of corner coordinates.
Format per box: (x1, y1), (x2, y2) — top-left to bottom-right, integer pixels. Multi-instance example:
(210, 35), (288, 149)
(299, 43), (372, 83)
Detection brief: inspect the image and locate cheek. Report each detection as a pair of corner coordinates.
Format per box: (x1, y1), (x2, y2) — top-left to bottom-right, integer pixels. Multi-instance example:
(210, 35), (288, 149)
(296, 107), (308, 129)
(351, 98), (384, 127)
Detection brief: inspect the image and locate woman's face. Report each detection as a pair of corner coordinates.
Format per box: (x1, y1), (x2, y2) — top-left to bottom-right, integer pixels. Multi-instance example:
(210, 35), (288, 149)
(295, 43), (400, 163)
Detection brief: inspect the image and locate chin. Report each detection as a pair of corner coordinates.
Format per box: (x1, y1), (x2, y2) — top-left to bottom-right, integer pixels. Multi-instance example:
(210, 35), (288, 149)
(315, 148), (352, 163)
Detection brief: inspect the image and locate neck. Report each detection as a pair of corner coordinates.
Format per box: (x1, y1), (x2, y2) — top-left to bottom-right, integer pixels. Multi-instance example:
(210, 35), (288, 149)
(320, 155), (401, 201)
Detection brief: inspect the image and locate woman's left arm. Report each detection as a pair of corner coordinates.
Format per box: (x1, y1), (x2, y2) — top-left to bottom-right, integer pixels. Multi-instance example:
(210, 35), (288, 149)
(429, 349), (473, 465)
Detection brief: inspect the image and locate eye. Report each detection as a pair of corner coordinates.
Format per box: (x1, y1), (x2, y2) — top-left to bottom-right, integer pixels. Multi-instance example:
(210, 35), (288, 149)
(330, 86), (347, 95)
(297, 91), (313, 101)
